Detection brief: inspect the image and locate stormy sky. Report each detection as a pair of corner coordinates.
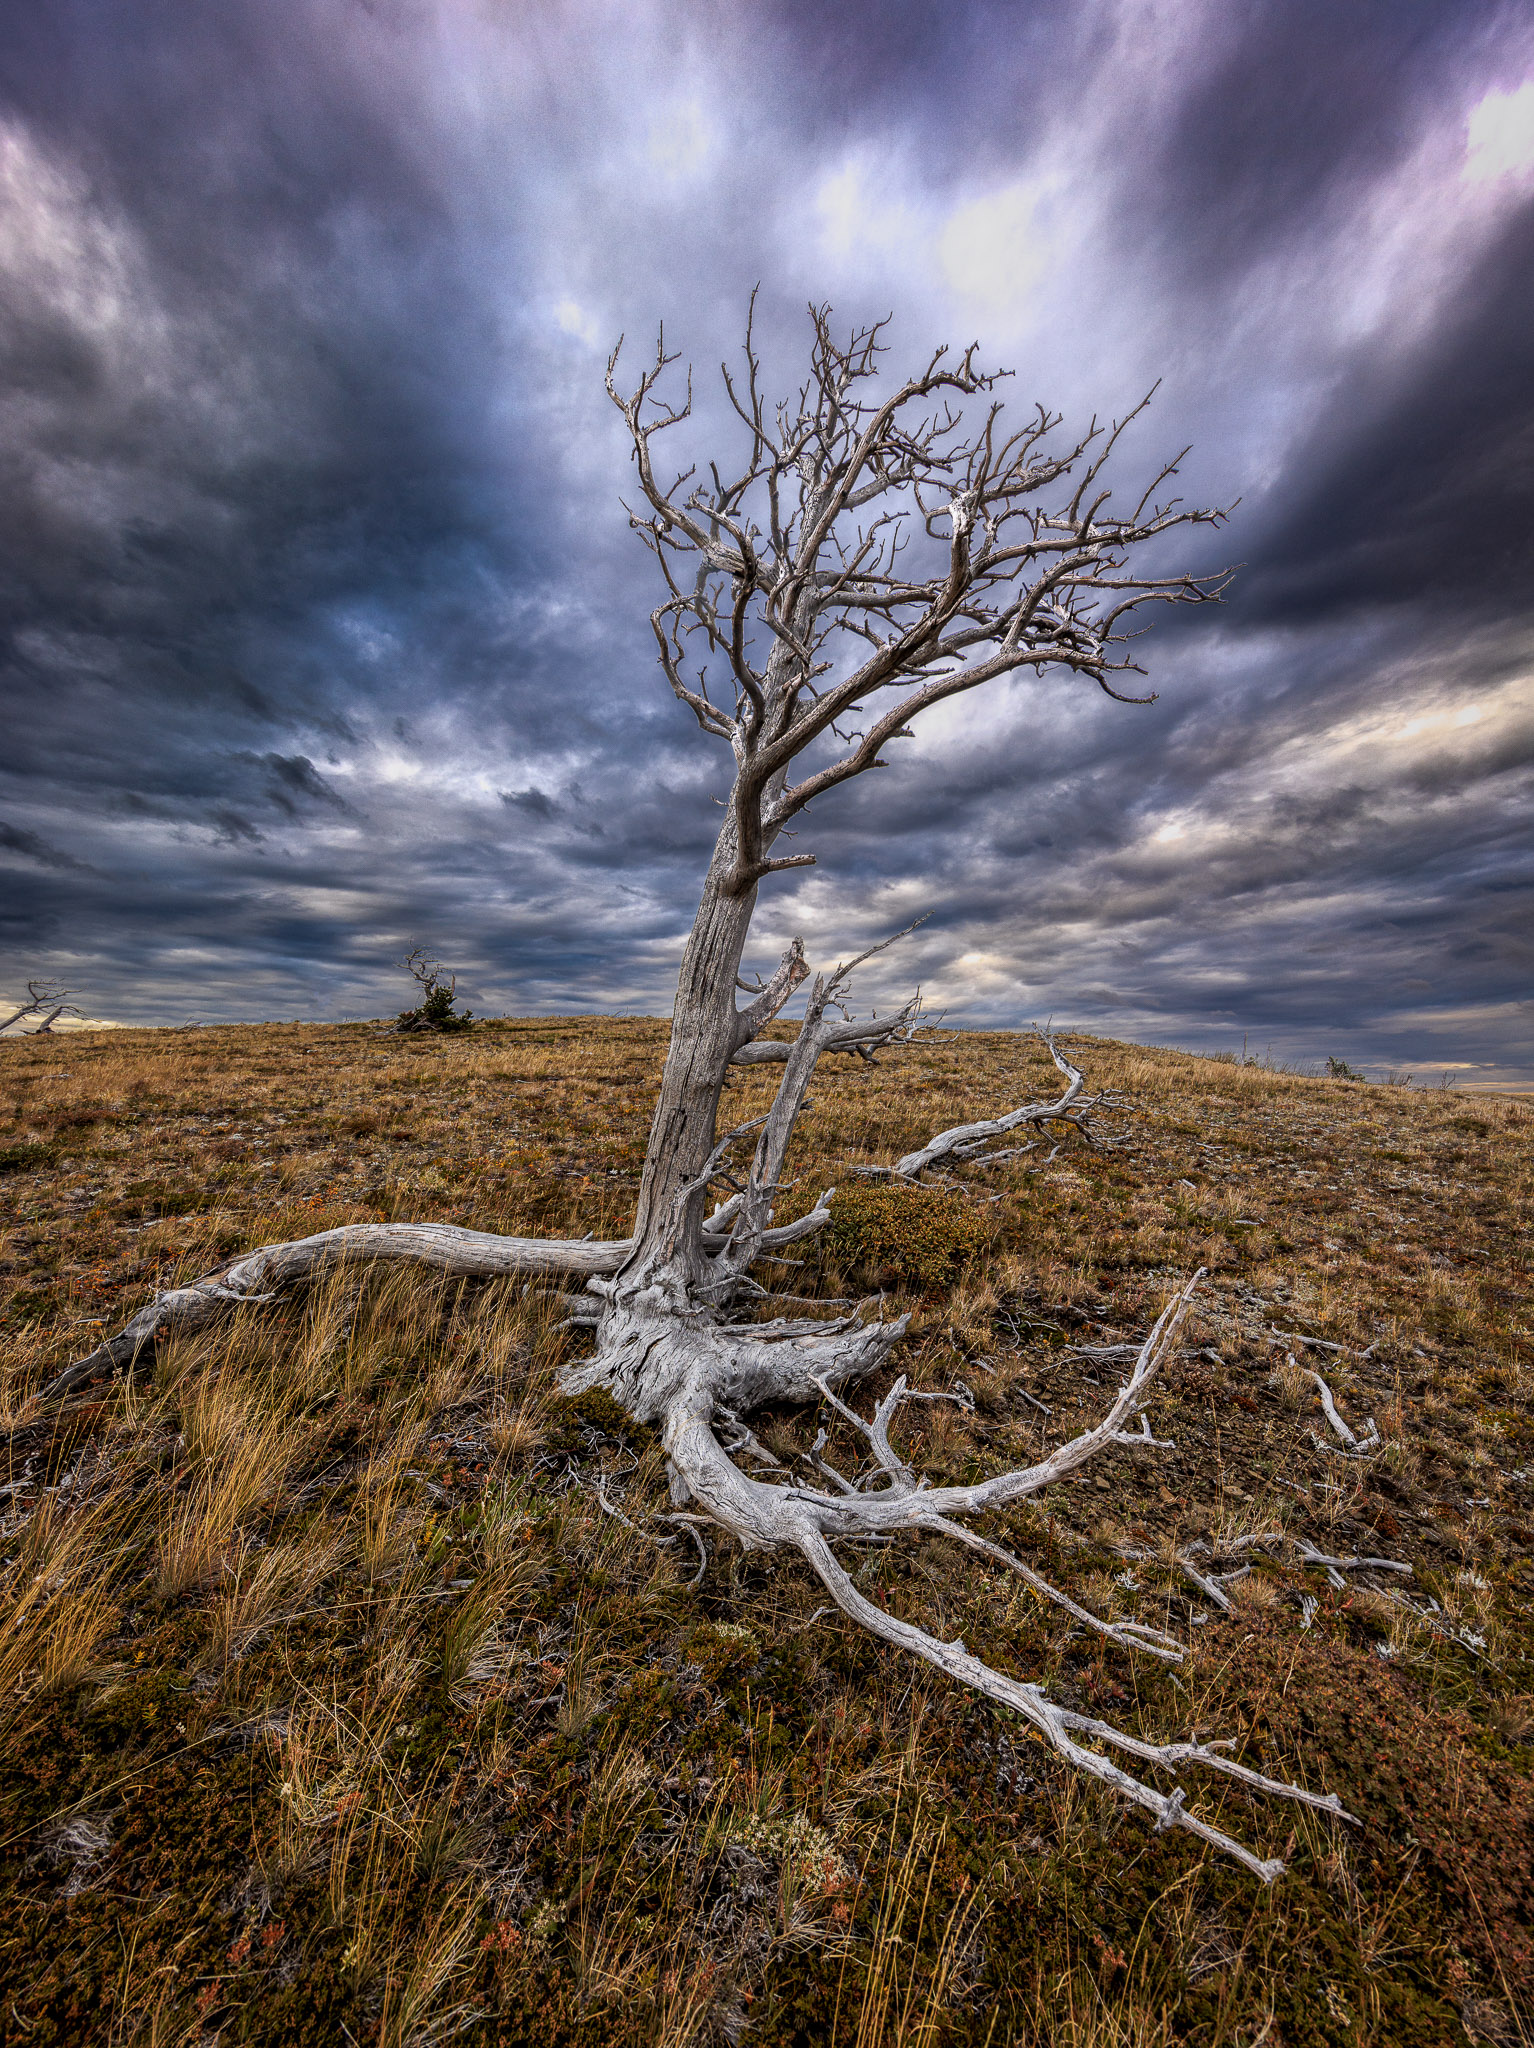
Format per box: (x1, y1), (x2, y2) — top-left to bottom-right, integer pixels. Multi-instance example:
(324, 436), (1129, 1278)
(1, 0), (1531, 1081)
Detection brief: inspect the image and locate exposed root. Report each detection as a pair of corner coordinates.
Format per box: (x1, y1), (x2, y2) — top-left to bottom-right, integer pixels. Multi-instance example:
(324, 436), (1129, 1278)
(1179, 1555), (1241, 1613)
(44, 1221), (636, 1398)
(798, 1529), (1341, 1885)
(44, 1195), (837, 1401)
(1107, 1530), (1413, 1610)
(606, 1271), (1353, 1881)
(915, 1516), (1185, 1663)
(593, 1481), (711, 1589)
(1294, 1546), (1411, 1576)
(52, 995), (1085, 1408)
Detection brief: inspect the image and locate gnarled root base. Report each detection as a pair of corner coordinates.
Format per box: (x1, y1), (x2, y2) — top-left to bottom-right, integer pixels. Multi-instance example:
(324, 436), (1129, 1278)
(569, 1273), (1353, 1883)
(47, 1221), (1355, 1877)
(559, 1272), (908, 1432)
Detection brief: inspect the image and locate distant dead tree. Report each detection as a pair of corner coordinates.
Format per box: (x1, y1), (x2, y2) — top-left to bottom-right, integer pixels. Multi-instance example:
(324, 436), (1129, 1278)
(386, 949), (475, 1034)
(0, 979), (79, 1035)
(53, 305), (1350, 1876)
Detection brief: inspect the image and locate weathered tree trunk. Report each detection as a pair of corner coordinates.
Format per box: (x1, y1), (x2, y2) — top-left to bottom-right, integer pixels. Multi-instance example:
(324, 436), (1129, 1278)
(620, 821), (759, 1284)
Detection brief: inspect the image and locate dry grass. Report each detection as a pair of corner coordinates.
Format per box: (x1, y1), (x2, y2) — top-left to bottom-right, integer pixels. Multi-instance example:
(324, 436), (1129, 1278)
(1, 1017), (1531, 2044)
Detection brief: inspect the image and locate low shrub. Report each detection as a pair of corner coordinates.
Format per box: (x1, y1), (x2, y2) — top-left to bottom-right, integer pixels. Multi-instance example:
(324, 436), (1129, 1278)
(0, 1142), (57, 1174)
(825, 1182), (989, 1295)
(397, 981), (474, 1033)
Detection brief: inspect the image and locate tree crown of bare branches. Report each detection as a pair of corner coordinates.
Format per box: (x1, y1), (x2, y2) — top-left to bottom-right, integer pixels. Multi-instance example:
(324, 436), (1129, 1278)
(608, 300), (1229, 898)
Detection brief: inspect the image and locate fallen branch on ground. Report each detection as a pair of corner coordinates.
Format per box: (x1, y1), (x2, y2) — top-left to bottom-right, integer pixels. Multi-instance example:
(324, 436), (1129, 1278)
(1299, 1361), (1382, 1456)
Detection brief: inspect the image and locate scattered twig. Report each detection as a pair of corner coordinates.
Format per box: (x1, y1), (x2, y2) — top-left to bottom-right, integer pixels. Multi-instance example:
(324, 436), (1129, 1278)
(1300, 1362), (1381, 1455)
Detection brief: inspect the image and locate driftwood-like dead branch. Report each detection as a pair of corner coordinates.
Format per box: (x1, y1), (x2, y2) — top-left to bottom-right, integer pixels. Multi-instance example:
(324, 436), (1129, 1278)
(1109, 1531), (1414, 1616)
(1295, 1545), (1412, 1576)
(857, 1034), (1100, 1179)
(1271, 1327), (1349, 1355)
(608, 303), (1228, 904)
(1298, 1361), (1381, 1456)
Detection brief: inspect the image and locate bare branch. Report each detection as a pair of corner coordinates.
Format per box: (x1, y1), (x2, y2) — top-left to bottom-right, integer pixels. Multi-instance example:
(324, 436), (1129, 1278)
(1300, 1362), (1382, 1456)
(0, 978), (72, 1034)
(862, 1032), (1096, 1177)
(608, 304), (1227, 897)
(730, 1001), (922, 1067)
(734, 936), (809, 1044)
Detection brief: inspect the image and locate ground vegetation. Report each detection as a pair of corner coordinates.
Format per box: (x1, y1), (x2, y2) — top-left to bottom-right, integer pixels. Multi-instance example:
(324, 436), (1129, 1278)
(390, 953), (476, 1036)
(2, 1018), (1530, 2044)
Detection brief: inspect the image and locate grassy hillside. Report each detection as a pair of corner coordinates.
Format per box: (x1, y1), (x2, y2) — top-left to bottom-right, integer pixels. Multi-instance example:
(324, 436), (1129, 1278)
(1, 1019), (1531, 2047)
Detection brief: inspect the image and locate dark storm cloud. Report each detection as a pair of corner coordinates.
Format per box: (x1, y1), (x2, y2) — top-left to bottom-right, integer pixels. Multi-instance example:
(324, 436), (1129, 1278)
(501, 788), (558, 820)
(758, 0), (1089, 144)
(0, 819), (92, 870)
(0, 0), (1531, 1080)
(1240, 195), (1534, 621)
(255, 755), (353, 817)
(1150, 0), (1524, 267)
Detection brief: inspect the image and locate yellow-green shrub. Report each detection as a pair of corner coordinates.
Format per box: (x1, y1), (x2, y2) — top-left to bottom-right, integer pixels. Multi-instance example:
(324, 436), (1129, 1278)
(824, 1182), (989, 1295)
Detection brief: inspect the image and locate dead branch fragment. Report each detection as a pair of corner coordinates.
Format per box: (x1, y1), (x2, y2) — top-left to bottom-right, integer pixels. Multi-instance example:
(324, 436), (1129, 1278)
(1298, 1361), (1381, 1456)
(868, 1036), (1101, 1179)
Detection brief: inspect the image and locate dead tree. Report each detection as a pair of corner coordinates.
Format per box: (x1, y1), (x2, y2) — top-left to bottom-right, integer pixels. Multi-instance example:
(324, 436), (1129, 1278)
(49, 307), (1349, 1877)
(0, 979), (73, 1035)
(32, 1002), (83, 1035)
(385, 949), (475, 1034)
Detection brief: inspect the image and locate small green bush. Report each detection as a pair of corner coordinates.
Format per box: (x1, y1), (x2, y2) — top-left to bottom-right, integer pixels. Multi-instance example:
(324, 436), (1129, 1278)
(397, 982), (474, 1033)
(825, 1182), (989, 1295)
(0, 1142), (57, 1174)
(395, 949), (474, 1032)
